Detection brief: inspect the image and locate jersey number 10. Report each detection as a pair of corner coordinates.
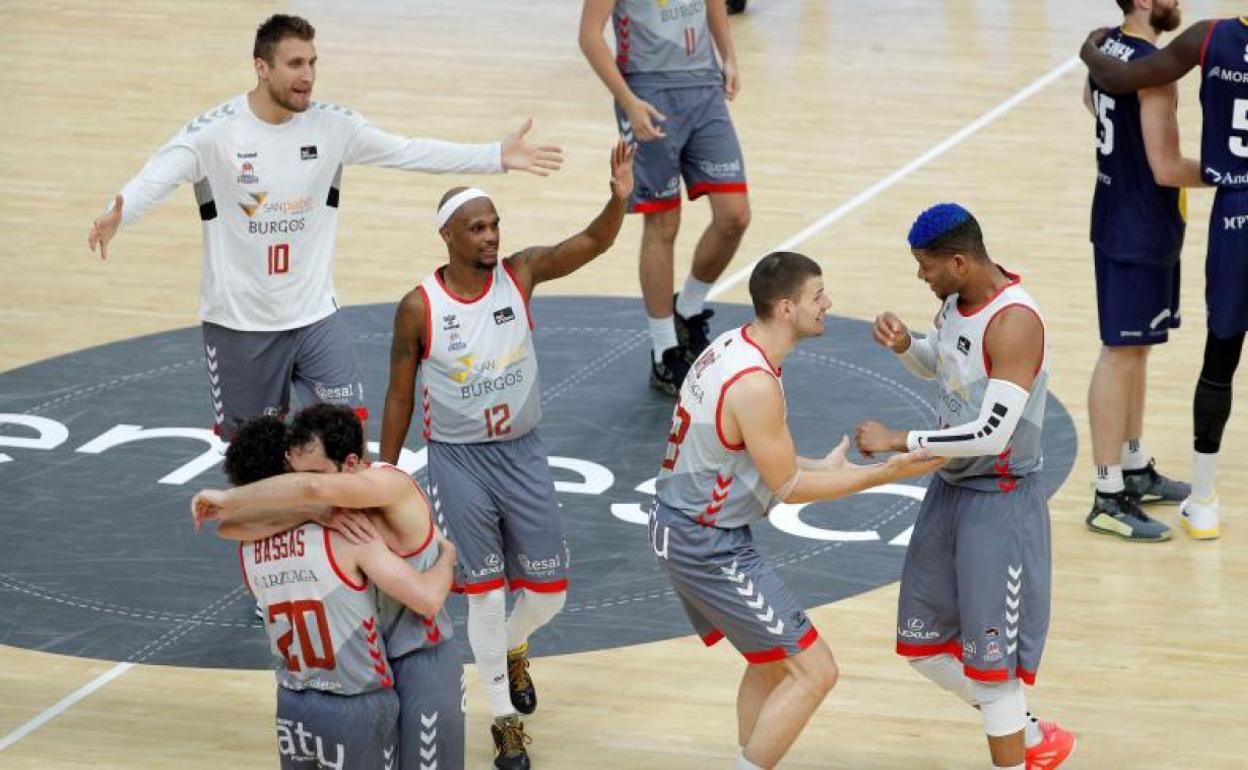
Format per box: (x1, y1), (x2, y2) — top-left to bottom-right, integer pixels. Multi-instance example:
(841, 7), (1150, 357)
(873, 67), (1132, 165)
(267, 243), (290, 275)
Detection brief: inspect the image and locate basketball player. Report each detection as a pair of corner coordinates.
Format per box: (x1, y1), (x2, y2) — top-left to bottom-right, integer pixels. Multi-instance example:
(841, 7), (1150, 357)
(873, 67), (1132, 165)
(194, 404), (464, 770)
(192, 414), (456, 770)
(1081, 15), (1248, 541)
(378, 141), (635, 769)
(88, 14), (563, 439)
(651, 250), (946, 770)
(579, 0), (750, 394)
(856, 204), (1074, 769)
(1083, 0), (1203, 543)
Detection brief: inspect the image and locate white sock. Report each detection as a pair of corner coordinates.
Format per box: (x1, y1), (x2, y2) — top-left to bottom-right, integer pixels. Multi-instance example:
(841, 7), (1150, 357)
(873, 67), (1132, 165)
(1192, 450), (1218, 500)
(735, 748), (764, 770)
(649, 315), (679, 363)
(1095, 464), (1125, 494)
(1024, 711), (1042, 748)
(910, 654), (978, 706)
(1122, 438), (1149, 471)
(506, 589), (566, 650)
(467, 589), (515, 718)
(676, 276), (713, 318)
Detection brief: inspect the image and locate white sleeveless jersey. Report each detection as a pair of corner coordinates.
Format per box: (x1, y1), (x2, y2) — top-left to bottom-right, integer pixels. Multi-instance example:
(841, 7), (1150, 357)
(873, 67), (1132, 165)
(240, 523), (394, 695)
(930, 272), (1050, 491)
(368, 463), (454, 658)
(417, 262), (541, 444)
(655, 326), (781, 529)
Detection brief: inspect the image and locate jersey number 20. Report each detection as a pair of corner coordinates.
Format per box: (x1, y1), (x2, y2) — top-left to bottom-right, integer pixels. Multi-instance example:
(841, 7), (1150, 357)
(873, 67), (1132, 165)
(268, 599), (335, 672)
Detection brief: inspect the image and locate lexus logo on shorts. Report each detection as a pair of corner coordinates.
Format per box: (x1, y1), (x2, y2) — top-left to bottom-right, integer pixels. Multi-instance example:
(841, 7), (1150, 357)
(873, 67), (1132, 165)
(907, 618), (925, 631)
(494, 307), (516, 325)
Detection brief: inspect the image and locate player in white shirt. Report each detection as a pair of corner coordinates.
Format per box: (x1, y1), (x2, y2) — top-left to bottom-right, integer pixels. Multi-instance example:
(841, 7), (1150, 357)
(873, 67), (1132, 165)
(87, 14), (563, 438)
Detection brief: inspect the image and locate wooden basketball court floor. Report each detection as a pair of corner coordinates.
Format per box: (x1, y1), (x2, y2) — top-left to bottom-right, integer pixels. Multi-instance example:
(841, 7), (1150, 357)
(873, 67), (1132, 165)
(2, 1), (1246, 767)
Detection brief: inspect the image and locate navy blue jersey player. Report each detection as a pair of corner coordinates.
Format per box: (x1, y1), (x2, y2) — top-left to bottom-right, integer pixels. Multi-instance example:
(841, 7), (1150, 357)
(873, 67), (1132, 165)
(1082, 0), (1203, 544)
(1082, 12), (1248, 540)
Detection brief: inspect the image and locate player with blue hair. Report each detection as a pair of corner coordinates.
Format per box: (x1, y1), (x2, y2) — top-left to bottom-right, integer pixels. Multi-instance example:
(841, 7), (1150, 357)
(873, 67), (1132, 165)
(856, 204), (1075, 769)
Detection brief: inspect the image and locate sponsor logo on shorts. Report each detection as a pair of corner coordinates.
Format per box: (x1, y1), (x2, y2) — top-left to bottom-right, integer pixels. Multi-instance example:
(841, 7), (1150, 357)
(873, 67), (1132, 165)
(517, 552), (562, 573)
(1097, 170), (1113, 187)
(313, 382), (359, 403)
(697, 159), (742, 179)
(493, 307), (516, 325)
(466, 553), (504, 581)
(984, 640), (1003, 662)
(984, 626), (999, 640)
(963, 640), (976, 657)
(300, 145), (318, 160)
(899, 617), (939, 641)
(276, 718), (345, 770)
(1222, 213), (1248, 230)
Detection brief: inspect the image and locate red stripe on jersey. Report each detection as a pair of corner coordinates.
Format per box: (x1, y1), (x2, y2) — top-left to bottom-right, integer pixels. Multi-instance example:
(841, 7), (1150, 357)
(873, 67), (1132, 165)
(957, 269), (1022, 318)
(324, 527), (367, 591)
(416, 285), (433, 361)
(1200, 20), (1219, 68)
(502, 259), (535, 330)
(740, 325), (781, 375)
(716, 366), (769, 450)
(434, 265), (494, 304)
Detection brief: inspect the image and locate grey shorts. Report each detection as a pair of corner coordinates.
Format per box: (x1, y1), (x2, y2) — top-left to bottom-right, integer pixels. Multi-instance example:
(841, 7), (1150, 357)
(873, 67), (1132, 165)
(895, 474), (1052, 684)
(427, 431), (569, 595)
(275, 685), (398, 769)
(393, 641), (466, 770)
(615, 84), (747, 214)
(650, 500), (819, 663)
(203, 311), (364, 438)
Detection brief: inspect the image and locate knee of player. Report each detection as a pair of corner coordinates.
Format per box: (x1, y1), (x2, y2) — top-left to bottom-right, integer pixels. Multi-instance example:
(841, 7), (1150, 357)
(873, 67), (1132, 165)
(466, 586), (507, 614)
(643, 209), (681, 242)
(713, 201), (751, 236)
(968, 679), (1026, 738)
(793, 643), (838, 694)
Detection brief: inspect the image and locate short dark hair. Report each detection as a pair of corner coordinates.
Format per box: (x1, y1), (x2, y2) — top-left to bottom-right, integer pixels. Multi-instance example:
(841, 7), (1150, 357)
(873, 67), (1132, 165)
(914, 214), (988, 261)
(289, 404), (364, 466)
(224, 415), (289, 486)
(1116, 0), (1136, 14)
(748, 251), (823, 319)
(253, 14), (315, 64)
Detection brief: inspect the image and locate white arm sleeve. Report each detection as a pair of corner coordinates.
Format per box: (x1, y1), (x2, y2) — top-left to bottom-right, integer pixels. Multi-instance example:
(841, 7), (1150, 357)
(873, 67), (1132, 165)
(113, 143), (200, 227)
(897, 332), (937, 380)
(906, 378), (1029, 457)
(344, 116), (503, 173)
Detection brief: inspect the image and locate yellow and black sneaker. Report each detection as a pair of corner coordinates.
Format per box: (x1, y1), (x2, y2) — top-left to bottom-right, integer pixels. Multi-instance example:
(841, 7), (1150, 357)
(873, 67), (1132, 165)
(1086, 490), (1171, 542)
(507, 642), (537, 715)
(491, 715), (532, 770)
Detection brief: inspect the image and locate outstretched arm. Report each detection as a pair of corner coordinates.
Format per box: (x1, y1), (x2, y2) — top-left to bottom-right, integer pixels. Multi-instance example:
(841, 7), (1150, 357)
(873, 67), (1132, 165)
(380, 289), (427, 464)
(504, 141), (634, 294)
(344, 113), (562, 177)
(726, 372), (943, 504)
(1081, 21), (1209, 92)
(88, 143), (200, 260)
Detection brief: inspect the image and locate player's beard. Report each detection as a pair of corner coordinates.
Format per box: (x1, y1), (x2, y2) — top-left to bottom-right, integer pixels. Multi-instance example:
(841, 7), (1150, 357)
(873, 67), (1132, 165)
(1149, 4), (1181, 34)
(269, 81), (311, 113)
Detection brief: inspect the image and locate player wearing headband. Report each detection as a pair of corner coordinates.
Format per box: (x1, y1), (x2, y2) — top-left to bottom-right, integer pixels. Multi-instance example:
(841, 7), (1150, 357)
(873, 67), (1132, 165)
(379, 141), (635, 770)
(856, 204), (1075, 770)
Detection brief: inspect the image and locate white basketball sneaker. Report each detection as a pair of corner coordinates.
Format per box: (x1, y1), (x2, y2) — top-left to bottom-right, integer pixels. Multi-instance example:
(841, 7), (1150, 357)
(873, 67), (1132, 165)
(1179, 496), (1221, 540)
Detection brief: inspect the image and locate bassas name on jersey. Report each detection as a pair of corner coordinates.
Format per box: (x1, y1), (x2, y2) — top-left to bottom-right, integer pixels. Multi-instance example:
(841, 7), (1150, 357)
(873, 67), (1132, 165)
(254, 529), (307, 563)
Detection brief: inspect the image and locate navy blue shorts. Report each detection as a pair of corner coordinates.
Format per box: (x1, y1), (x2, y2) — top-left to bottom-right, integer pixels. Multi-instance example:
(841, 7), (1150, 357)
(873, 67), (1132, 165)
(1093, 246), (1181, 346)
(1206, 186), (1248, 338)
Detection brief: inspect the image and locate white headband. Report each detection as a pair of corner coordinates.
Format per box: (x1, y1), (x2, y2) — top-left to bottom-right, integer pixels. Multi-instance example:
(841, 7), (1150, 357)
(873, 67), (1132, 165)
(435, 188), (491, 229)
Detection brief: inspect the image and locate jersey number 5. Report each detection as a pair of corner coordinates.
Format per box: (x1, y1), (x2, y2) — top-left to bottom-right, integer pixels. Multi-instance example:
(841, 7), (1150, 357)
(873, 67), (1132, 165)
(268, 599), (335, 672)
(660, 405), (692, 471)
(1231, 99), (1248, 158)
(1094, 92), (1115, 156)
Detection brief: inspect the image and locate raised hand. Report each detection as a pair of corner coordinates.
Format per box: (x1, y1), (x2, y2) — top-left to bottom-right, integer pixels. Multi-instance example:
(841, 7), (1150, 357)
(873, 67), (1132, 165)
(609, 139), (636, 201)
(621, 96), (666, 142)
(88, 194), (123, 261)
(501, 118), (564, 177)
(871, 311), (911, 353)
(821, 435), (851, 470)
(191, 489), (228, 531)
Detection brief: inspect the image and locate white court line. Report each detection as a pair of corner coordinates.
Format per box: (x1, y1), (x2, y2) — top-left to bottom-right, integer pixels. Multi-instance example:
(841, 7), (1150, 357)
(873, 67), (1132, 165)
(708, 55), (1082, 299)
(0, 662), (134, 752)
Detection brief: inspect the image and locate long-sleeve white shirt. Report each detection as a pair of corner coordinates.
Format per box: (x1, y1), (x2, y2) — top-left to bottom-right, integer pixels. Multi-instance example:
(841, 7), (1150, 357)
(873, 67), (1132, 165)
(112, 93), (503, 331)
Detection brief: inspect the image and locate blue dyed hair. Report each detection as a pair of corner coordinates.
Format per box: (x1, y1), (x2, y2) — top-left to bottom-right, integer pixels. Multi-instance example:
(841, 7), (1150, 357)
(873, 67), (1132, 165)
(906, 203), (986, 258)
